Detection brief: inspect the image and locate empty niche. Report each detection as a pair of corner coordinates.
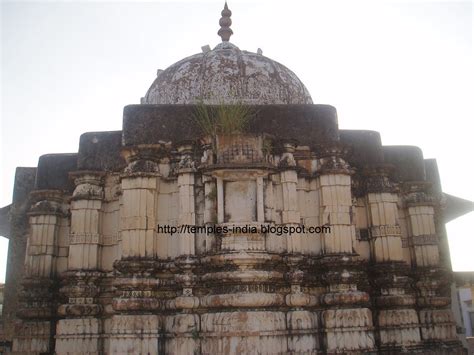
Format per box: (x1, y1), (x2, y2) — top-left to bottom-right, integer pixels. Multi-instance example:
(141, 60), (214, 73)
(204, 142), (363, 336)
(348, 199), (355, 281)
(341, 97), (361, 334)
(224, 180), (257, 222)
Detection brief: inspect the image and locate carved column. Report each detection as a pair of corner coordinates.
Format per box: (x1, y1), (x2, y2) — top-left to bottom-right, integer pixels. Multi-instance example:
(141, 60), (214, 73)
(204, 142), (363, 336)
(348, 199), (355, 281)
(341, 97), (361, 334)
(366, 167), (421, 352)
(162, 142), (201, 353)
(177, 142), (196, 256)
(197, 135), (289, 354)
(317, 145), (354, 255)
(165, 256), (201, 354)
(105, 145), (164, 354)
(404, 182), (461, 352)
(120, 176), (158, 259)
(13, 190), (65, 354)
(276, 141), (321, 353)
(55, 171), (105, 355)
(285, 256), (320, 354)
(317, 145), (376, 353)
(203, 174), (217, 252)
(279, 141), (302, 253)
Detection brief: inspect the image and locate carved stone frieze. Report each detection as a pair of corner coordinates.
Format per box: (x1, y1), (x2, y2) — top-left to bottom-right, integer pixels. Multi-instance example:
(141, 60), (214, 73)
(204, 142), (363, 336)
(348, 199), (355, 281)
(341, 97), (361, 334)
(17, 278), (58, 321)
(122, 144), (169, 176)
(176, 141), (197, 172)
(28, 190), (68, 216)
(58, 271), (104, 318)
(411, 234), (438, 246)
(70, 171), (105, 200)
(370, 224), (402, 239)
(402, 181), (435, 207)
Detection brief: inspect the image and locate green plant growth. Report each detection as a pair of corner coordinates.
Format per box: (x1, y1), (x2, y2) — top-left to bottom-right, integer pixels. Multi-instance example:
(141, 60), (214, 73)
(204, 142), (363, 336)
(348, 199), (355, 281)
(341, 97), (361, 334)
(193, 98), (254, 137)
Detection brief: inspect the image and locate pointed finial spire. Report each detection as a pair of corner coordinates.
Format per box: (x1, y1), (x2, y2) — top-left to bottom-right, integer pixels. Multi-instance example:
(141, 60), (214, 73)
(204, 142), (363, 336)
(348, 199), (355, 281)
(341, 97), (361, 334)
(218, 2), (233, 42)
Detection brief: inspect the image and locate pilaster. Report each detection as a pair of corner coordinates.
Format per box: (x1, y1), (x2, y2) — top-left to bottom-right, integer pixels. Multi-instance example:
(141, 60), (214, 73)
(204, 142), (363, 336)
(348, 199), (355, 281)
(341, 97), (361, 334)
(404, 182), (462, 352)
(364, 167), (422, 352)
(177, 142), (196, 256)
(316, 145), (354, 255)
(13, 190), (65, 354)
(316, 144), (375, 354)
(56, 171), (105, 355)
(280, 141), (302, 253)
(108, 145), (164, 353)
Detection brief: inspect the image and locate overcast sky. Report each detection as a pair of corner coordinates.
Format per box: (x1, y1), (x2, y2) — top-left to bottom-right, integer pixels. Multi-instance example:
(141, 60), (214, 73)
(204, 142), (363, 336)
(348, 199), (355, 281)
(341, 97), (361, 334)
(1, 0), (473, 282)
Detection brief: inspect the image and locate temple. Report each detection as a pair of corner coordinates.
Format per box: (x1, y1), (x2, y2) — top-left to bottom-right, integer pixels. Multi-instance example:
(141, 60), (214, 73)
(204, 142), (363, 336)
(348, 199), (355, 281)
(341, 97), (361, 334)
(1, 3), (473, 354)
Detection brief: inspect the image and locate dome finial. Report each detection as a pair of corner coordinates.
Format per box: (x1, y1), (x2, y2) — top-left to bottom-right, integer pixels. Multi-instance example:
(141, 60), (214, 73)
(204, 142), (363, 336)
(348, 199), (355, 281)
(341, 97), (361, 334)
(218, 2), (233, 42)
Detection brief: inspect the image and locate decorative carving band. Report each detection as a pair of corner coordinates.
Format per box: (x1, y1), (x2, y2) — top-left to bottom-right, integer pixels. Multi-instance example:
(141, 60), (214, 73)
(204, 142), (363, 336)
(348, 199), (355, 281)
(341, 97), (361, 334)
(317, 156), (352, 175)
(69, 233), (100, 244)
(404, 192), (434, 206)
(410, 234), (438, 246)
(29, 199), (64, 216)
(72, 183), (104, 200)
(124, 159), (161, 174)
(28, 190), (66, 216)
(70, 171), (105, 200)
(370, 225), (401, 239)
(314, 143), (353, 175)
(122, 144), (168, 175)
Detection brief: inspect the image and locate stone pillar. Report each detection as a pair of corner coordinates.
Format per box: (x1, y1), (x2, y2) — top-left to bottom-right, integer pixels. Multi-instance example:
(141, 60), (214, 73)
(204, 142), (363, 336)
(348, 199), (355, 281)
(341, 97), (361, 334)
(67, 172), (104, 269)
(256, 176), (265, 222)
(405, 182), (440, 268)
(56, 272), (103, 355)
(216, 176), (224, 224)
(265, 174), (286, 253)
(196, 133), (291, 354)
(316, 146), (354, 255)
(199, 252), (288, 354)
(165, 256), (201, 354)
(366, 169), (403, 263)
(13, 190), (64, 354)
(317, 145), (376, 353)
(366, 167), (422, 352)
(203, 174), (217, 252)
(56, 172), (105, 355)
(285, 256), (320, 353)
(2, 167), (36, 345)
(279, 141), (301, 253)
(120, 175), (158, 259)
(404, 182), (461, 352)
(163, 143), (200, 353)
(177, 142), (196, 256)
(108, 145), (163, 353)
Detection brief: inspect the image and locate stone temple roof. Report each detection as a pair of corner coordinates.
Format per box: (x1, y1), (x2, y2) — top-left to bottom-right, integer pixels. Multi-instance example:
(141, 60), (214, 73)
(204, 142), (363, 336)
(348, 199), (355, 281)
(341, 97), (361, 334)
(142, 4), (312, 105)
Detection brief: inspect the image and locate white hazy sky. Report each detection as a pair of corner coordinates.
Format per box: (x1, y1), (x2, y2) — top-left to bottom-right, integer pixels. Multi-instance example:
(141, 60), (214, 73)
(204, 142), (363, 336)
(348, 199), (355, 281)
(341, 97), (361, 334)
(1, 0), (473, 282)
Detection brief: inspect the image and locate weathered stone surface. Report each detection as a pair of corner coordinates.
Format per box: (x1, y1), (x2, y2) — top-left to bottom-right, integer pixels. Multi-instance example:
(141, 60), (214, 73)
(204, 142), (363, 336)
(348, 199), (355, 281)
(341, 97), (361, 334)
(383, 145), (427, 182)
(339, 129), (384, 169)
(34, 153), (77, 191)
(143, 42), (312, 105)
(4, 109), (466, 354)
(2, 168), (37, 342)
(2, 6), (468, 352)
(77, 131), (126, 172)
(122, 104), (339, 149)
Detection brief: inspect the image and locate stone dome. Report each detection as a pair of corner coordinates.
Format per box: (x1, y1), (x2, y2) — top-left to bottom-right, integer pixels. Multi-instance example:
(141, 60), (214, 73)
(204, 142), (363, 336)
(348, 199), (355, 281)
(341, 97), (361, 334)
(142, 41), (313, 105)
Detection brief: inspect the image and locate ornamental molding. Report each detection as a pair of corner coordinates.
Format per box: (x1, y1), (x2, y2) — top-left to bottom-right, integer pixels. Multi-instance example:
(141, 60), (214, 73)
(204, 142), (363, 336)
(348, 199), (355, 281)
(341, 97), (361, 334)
(370, 225), (402, 239)
(410, 234), (438, 246)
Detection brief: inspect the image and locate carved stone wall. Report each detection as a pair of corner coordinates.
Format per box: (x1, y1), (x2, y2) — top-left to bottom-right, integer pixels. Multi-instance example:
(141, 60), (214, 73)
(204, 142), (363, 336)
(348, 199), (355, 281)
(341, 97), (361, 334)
(5, 105), (465, 354)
